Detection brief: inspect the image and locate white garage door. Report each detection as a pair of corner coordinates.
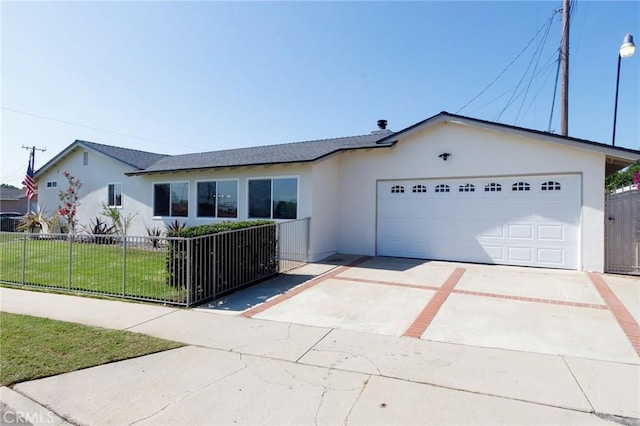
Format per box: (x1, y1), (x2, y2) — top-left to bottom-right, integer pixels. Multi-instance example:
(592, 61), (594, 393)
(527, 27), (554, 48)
(377, 175), (581, 269)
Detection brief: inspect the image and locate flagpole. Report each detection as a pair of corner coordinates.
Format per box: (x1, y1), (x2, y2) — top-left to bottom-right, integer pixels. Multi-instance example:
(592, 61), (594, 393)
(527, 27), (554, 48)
(27, 150), (32, 213)
(21, 145), (46, 213)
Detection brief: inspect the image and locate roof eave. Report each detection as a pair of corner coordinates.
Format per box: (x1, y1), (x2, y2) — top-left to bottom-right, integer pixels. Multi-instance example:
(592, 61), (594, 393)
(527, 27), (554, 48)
(125, 142), (396, 176)
(375, 111), (640, 163)
(34, 140), (147, 179)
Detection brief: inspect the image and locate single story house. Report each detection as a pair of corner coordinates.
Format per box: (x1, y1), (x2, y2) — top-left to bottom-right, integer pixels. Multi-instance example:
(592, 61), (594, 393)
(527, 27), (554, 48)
(34, 112), (640, 272)
(0, 187), (36, 214)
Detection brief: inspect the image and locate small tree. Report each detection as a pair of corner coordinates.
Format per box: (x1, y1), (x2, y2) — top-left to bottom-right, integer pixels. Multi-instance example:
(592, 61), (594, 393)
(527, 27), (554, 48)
(100, 202), (138, 235)
(58, 171), (82, 234)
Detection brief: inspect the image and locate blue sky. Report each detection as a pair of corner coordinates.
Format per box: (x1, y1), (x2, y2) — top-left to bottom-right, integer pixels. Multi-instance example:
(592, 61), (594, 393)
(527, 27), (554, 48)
(1, 1), (638, 187)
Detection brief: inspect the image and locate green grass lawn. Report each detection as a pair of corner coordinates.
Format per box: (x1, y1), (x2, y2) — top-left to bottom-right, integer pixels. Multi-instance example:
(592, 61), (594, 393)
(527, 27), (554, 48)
(0, 311), (184, 387)
(0, 236), (187, 303)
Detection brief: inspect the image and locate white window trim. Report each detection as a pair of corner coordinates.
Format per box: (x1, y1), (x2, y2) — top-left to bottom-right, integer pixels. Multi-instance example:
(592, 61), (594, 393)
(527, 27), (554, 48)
(195, 178), (239, 220)
(46, 181), (58, 189)
(152, 180), (190, 219)
(107, 182), (123, 209)
(246, 175), (300, 221)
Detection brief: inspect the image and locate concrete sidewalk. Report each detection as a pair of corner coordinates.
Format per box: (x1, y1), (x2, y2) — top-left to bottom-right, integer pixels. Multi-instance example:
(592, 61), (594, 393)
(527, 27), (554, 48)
(1, 285), (638, 426)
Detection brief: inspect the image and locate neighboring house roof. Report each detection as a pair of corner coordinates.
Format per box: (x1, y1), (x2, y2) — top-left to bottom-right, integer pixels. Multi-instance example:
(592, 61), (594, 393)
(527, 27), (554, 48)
(377, 111), (640, 174)
(34, 140), (168, 179)
(126, 132), (395, 176)
(0, 187), (28, 201)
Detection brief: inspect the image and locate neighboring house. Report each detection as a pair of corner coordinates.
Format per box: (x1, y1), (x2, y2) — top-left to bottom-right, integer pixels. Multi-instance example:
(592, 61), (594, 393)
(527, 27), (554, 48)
(0, 187), (36, 214)
(34, 112), (640, 272)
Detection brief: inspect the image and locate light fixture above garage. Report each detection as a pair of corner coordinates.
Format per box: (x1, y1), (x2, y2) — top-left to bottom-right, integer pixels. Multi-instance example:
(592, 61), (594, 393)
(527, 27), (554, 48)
(438, 153), (451, 161)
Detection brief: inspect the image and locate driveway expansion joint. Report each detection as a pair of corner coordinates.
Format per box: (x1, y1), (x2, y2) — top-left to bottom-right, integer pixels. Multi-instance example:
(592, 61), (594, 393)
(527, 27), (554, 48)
(560, 355), (596, 414)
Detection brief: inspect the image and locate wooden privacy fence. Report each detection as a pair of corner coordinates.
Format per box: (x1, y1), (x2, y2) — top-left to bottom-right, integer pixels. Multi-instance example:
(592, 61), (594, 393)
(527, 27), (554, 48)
(605, 190), (640, 275)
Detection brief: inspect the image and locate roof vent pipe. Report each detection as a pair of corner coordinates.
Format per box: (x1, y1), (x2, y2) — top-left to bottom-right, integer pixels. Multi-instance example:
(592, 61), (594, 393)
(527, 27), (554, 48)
(377, 119), (388, 130)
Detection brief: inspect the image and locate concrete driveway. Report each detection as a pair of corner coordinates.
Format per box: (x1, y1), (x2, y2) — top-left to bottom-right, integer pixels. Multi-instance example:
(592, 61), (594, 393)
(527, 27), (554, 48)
(204, 255), (640, 365)
(2, 255), (639, 425)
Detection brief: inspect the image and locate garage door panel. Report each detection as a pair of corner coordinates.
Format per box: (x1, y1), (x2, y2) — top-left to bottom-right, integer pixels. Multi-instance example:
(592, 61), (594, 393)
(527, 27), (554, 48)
(377, 175), (580, 269)
(538, 248), (564, 265)
(481, 226), (505, 238)
(508, 224), (534, 239)
(508, 246), (534, 263)
(484, 245), (506, 261)
(538, 202), (570, 219)
(538, 225), (564, 241)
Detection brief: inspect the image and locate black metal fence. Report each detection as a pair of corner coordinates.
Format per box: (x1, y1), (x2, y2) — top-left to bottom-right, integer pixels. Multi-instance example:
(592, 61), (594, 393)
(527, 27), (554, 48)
(0, 218), (310, 306)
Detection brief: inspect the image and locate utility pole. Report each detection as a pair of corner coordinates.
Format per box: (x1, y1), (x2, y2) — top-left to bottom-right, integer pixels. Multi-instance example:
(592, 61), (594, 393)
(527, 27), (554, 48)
(560, 0), (570, 136)
(21, 145), (46, 212)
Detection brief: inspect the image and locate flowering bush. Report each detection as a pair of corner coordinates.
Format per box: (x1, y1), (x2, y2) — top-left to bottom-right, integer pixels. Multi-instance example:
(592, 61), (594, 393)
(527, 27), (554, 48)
(58, 171), (82, 233)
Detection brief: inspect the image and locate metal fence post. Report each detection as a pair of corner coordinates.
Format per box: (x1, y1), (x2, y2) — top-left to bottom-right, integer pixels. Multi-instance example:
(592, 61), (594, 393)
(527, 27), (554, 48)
(122, 236), (127, 296)
(186, 237), (192, 307)
(212, 234), (217, 301)
(20, 233), (27, 285)
(67, 233), (73, 289)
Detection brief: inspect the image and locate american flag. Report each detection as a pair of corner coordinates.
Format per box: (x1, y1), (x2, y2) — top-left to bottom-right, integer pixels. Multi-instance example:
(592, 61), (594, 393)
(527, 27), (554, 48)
(23, 148), (35, 201)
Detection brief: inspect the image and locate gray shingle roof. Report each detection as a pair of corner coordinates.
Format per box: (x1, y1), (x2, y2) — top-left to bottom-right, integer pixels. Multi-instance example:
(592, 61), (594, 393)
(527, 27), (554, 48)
(128, 132), (394, 175)
(0, 187), (27, 201)
(77, 140), (168, 170)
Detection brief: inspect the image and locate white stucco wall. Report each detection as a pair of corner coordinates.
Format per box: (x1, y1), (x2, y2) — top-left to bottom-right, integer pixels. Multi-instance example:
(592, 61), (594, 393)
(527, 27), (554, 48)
(335, 122), (606, 272)
(309, 156), (339, 261)
(35, 147), (149, 234)
(36, 148), (315, 238)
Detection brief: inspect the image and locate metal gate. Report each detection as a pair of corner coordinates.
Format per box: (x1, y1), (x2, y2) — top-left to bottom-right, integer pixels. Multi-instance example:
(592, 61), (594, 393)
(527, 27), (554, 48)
(605, 190), (640, 275)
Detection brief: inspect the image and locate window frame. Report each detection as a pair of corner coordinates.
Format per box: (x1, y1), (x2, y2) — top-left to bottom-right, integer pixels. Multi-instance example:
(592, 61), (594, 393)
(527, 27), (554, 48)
(152, 181), (190, 218)
(46, 181), (58, 189)
(435, 184), (450, 193)
(541, 181), (562, 191)
(484, 182), (502, 192)
(247, 176), (299, 220)
(195, 178), (239, 219)
(512, 182), (531, 192)
(107, 182), (123, 208)
(459, 183), (475, 192)
(412, 184), (427, 193)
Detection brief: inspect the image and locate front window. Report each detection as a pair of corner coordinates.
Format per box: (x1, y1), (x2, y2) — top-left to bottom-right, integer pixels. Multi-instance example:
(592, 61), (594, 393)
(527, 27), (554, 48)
(108, 183), (122, 207)
(154, 182), (188, 217)
(197, 180), (238, 218)
(248, 177), (298, 219)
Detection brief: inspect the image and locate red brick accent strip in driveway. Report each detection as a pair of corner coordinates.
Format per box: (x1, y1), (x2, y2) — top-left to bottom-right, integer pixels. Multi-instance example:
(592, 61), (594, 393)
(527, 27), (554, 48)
(403, 267), (466, 338)
(588, 272), (640, 356)
(241, 256), (372, 318)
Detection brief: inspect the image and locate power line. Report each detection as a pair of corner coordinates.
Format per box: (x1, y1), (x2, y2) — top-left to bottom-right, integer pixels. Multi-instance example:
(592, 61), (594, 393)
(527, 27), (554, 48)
(495, 12), (556, 122)
(514, 13), (556, 124)
(491, 55), (558, 122)
(1, 107), (201, 150)
(456, 9), (560, 115)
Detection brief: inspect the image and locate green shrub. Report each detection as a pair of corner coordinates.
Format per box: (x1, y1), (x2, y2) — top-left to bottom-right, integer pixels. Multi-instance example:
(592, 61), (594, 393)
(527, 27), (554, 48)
(166, 221), (278, 304)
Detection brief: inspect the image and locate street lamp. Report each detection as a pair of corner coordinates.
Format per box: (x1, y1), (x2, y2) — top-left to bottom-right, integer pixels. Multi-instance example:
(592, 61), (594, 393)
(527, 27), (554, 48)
(612, 33), (636, 146)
